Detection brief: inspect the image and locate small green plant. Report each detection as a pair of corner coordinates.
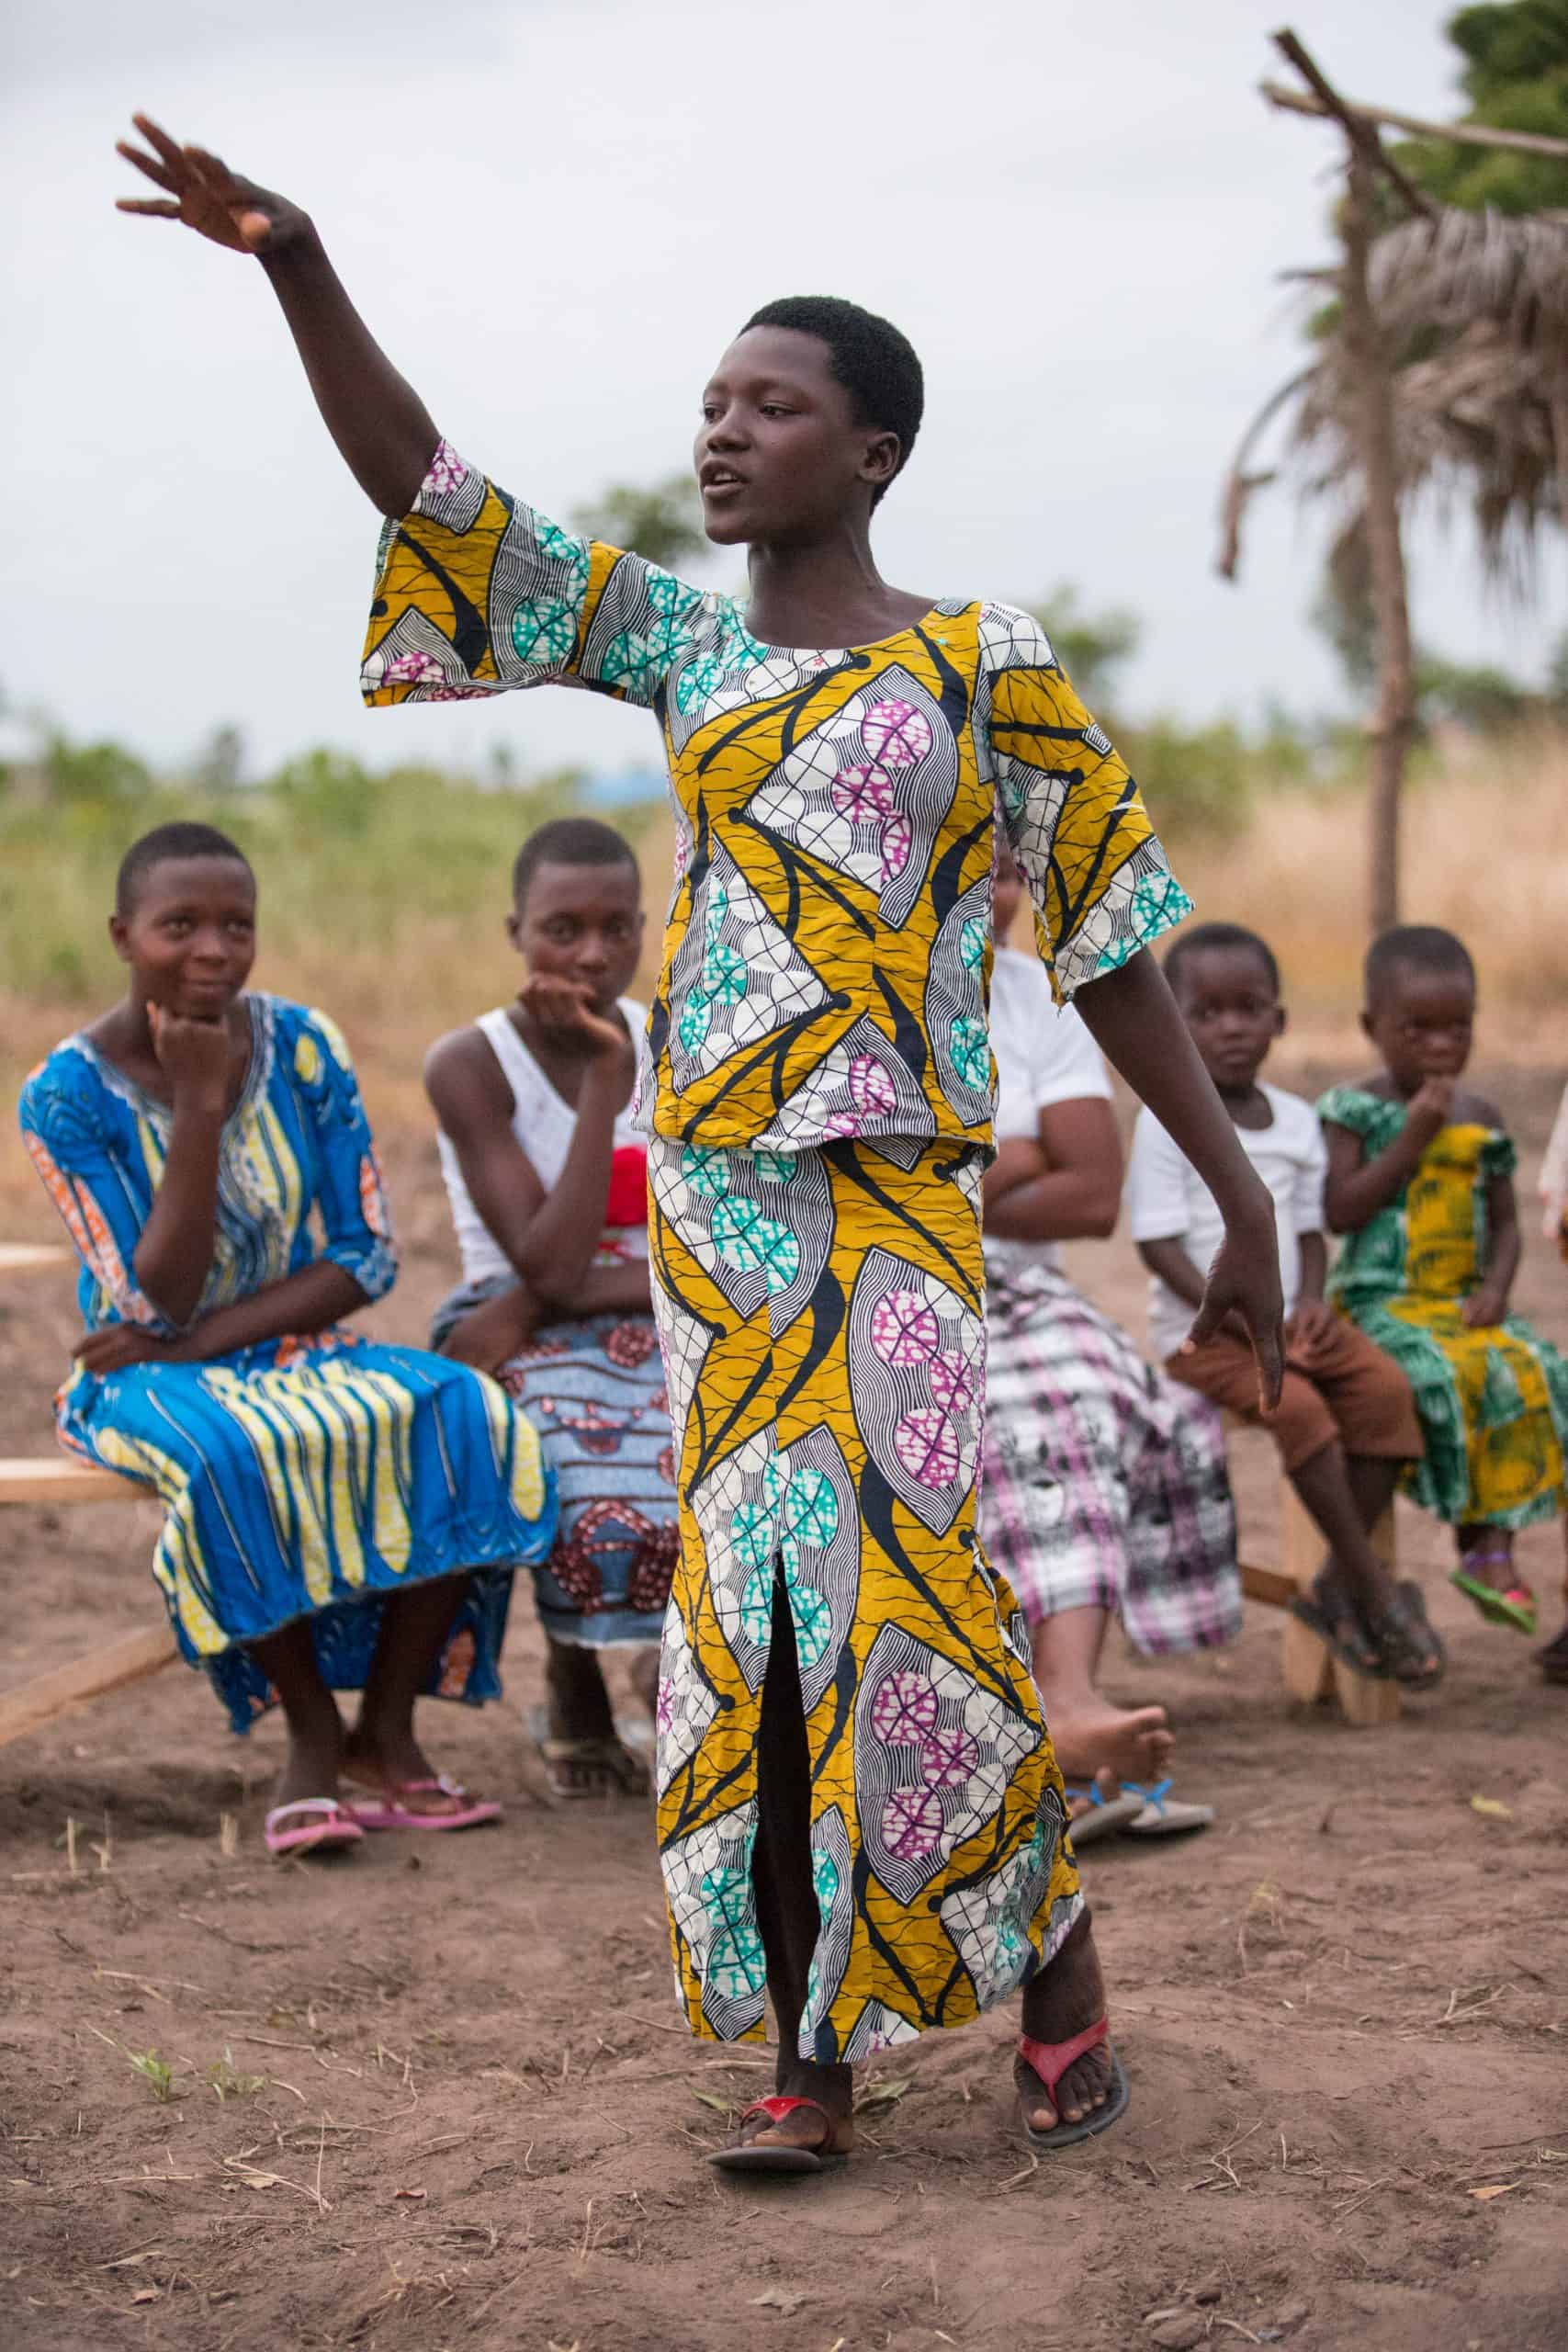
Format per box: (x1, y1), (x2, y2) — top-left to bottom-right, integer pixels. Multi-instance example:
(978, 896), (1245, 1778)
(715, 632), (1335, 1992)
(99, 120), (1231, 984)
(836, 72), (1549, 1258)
(125, 2048), (180, 2104)
(207, 2049), (266, 2102)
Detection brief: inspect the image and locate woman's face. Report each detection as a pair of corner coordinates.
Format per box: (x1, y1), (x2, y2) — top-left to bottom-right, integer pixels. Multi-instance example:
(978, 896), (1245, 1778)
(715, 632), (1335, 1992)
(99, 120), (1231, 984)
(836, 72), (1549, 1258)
(693, 326), (900, 547)
(110, 855), (257, 1015)
(509, 857), (645, 1015)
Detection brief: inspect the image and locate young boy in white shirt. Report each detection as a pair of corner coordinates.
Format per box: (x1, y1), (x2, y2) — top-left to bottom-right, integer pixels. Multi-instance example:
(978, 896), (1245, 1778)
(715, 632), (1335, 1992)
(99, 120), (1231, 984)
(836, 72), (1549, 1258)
(1124, 922), (1440, 1686)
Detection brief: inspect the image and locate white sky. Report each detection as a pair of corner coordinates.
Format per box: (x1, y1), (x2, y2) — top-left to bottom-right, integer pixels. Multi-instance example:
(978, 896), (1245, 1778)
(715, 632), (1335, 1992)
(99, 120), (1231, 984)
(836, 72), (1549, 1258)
(5, 0), (1562, 785)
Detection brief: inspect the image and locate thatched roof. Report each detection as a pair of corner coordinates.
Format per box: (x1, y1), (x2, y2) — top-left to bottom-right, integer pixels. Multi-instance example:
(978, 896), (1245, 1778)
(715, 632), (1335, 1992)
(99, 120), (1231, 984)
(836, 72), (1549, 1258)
(1220, 204), (1568, 583)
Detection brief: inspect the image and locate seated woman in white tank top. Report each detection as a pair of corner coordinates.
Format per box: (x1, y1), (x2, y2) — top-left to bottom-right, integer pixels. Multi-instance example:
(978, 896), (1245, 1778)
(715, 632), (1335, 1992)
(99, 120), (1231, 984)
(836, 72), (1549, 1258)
(425, 820), (677, 1799)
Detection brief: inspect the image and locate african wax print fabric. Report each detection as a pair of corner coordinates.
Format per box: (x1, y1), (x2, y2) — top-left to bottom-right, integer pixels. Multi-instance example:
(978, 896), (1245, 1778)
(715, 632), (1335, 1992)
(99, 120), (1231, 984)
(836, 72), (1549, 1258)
(433, 1279), (678, 1649)
(1319, 1085), (1568, 1531)
(982, 1261), (1239, 1654)
(361, 442), (1190, 1155)
(19, 998), (554, 1731)
(647, 1133), (1082, 2058)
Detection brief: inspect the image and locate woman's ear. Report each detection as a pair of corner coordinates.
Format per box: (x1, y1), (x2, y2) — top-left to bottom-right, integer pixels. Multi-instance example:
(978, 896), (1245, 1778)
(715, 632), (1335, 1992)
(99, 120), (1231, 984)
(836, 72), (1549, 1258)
(108, 912), (131, 966)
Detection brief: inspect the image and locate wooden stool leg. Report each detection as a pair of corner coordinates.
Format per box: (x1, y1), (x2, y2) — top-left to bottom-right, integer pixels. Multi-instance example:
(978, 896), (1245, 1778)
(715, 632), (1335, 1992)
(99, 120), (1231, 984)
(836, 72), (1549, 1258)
(1282, 1610), (1336, 1703)
(1278, 1476), (1403, 1727)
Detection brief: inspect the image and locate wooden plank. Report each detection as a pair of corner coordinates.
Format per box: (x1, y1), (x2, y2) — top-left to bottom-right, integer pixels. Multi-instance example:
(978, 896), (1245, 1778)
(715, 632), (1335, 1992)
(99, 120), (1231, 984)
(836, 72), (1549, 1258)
(0, 1244), (73, 1272)
(0, 1626), (181, 1747)
(1240, 1559), (1298, 1611)
(0, 1457), (152, 1505)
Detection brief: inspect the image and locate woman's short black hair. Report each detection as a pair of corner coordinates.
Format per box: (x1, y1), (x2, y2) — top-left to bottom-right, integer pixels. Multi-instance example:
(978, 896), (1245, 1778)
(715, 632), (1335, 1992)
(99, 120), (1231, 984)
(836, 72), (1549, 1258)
(1364, 923), (1475, 1008)
(741, 295), (924, 506)
(512, 816), (640, 911)
(116, 821), (254, 916)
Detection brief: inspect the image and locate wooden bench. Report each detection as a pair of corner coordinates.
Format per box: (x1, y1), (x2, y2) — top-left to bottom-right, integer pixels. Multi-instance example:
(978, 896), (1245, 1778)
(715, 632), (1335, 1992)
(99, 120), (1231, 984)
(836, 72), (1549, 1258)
(0, 1455), (177, 1747)
(1229, 1423), (1402, 1728)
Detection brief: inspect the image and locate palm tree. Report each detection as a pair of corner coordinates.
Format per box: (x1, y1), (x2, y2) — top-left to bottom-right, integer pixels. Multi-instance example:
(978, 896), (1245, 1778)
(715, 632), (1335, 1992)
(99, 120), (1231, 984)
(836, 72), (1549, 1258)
(1220, 200), (1568, 928)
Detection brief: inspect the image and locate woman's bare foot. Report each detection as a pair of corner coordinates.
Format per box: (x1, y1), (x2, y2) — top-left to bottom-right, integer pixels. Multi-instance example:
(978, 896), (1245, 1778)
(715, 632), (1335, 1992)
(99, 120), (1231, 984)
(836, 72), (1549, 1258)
(1045, 1699), (1173, 1790)
(1459, 1529), (1519, 1595)
(1015, 1911), (1113, 2135)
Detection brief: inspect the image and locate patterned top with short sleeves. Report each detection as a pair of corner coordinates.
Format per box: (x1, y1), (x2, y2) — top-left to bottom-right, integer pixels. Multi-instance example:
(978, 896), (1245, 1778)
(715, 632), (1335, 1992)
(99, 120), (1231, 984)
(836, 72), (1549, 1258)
(362, 441), (1190, 1152)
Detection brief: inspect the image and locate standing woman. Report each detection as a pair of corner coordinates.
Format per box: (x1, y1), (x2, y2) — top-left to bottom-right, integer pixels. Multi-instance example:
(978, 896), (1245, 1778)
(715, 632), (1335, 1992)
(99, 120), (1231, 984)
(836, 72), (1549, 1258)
(115, 119), (1284, 2166)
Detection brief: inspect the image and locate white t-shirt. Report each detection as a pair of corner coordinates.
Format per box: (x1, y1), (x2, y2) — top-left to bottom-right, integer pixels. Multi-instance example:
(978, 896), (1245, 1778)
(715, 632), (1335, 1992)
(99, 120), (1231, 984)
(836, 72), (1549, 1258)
(1124, 1082), (1327, 1360)
(985, 946), (1114, 1279)
(437, 1000), (649, 1288)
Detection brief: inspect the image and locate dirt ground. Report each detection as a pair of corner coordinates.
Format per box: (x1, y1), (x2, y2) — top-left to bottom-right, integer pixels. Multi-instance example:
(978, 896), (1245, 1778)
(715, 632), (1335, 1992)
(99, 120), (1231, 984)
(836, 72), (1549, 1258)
(3, 1056), (1566, 2352)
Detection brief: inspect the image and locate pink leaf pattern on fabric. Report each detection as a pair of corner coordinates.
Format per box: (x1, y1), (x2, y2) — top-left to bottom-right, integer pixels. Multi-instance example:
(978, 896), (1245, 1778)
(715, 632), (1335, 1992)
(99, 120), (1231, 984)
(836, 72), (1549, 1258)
(869, 1672), (941, 1743)
(879, 812), (912, 882)
(881, 1787), (944, 1860)
(831, 763), (896, 822)
(895, 1408), (960, 1490)
(929, 1351), (976, 1414)
(919, 1725), (980, 1789)
(862, 699), (932, 766)
(426, 440), (470, 495)
(849, 1056), (898, 1117)
(870, 1291), (939, 1366)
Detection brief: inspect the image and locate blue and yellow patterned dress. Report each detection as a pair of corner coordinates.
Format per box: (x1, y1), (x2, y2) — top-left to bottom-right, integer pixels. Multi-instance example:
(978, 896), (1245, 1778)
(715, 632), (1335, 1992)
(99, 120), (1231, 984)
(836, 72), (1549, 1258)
(362, 443), (1190, 2059)
(1320, 1084), (1568, 1531)
(19, 994), (555, 1731)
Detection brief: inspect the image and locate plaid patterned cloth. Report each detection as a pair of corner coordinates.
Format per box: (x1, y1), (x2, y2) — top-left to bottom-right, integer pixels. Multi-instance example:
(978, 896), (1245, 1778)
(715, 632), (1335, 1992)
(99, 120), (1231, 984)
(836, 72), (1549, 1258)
(982, 1261), (1240, 1655)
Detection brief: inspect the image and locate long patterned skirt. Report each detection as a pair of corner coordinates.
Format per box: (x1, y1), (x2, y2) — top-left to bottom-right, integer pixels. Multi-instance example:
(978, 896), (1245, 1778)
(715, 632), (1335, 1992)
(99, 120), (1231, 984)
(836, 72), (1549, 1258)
(55, 1328), (555, 1733)
(433, 1281), (680, 1646)
(647, 1135), (1082, 2061)
(983, 1261), (1240, 1654)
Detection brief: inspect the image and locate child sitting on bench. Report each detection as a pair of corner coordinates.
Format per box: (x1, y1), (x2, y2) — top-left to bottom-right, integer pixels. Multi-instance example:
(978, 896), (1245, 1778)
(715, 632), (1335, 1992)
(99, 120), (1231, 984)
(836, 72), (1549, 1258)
(1125, 922), (1439, 1689)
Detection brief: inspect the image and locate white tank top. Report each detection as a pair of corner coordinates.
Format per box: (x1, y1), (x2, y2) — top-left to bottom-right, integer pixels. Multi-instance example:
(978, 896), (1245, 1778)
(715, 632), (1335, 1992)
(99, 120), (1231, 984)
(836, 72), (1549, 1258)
(436, 1001), (650, 1289)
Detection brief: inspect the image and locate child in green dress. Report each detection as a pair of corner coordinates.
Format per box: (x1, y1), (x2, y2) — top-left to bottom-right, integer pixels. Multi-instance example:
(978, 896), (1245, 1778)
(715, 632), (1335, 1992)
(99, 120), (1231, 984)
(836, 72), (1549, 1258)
(1320, 925), (1568, 1681)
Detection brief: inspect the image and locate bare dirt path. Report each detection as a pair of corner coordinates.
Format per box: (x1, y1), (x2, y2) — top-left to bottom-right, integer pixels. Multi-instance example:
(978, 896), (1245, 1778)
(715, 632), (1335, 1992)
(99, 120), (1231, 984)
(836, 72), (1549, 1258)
(3, 1062), (1564, 2352)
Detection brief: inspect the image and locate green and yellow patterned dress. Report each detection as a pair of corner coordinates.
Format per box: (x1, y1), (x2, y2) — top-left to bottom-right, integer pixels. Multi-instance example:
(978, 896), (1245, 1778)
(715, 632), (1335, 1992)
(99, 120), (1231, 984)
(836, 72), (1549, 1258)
(1319, 1085), (1568, 1531)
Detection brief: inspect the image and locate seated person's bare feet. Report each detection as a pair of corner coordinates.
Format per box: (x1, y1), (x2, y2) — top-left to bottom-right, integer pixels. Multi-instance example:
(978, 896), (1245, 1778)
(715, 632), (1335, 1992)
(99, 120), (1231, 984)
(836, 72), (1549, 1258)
(1046, 1699), (1173, 1791)
(533, 1640), (649, 1797)
(1537, 1618), (1568, 1683)
(1015, 1910), (1115, 2136)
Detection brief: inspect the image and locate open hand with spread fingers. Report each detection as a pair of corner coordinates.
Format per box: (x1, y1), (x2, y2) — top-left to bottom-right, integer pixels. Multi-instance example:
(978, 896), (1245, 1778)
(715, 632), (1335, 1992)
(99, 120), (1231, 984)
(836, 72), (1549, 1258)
(115, 113), (312, 256)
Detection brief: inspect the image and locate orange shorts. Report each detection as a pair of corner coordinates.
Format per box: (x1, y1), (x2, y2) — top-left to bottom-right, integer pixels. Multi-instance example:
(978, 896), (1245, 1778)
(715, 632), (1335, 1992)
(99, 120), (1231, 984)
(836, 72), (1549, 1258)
(1168, 1317), (1422, 1475)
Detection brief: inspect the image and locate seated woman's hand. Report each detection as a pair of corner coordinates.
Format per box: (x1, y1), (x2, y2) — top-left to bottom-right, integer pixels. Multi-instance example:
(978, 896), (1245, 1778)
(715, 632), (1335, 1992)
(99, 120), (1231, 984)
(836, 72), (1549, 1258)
(73, 1326), (184, 1374)
(440, 1283), (538, 1374)
(1284, 1297), (1339, 1366)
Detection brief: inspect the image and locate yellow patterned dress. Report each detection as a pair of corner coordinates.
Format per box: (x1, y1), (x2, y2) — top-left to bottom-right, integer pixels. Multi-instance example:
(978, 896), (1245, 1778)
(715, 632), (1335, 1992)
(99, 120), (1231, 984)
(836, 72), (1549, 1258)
(1320, 1086), (1568, 1530)
(363, 441), (1191, 2057)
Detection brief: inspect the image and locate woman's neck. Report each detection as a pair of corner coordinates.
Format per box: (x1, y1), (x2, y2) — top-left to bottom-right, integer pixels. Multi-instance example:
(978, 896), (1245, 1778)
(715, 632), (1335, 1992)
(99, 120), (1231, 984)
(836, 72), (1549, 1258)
(742, 526), (928, 650)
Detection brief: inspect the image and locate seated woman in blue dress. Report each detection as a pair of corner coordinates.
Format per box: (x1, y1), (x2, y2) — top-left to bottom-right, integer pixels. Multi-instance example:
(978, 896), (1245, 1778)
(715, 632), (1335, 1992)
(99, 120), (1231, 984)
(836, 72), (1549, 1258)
(18, 822), (555, 1857)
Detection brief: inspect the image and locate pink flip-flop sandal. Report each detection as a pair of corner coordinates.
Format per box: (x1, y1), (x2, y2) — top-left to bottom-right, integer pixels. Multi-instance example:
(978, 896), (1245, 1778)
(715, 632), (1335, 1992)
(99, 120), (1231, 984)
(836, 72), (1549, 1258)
(706, 2095), (849, 2175)
(264, 1798), (365, 1859)
(346, 1773), (502, 1833)
(1016, 2018), (1130, 2151)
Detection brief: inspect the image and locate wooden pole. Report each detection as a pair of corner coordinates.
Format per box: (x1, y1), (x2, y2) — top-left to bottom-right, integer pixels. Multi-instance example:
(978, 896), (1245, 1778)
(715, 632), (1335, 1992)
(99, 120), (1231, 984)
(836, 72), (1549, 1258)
(1260, 77), (1568, 163)
(1341, 144), (1417, 934)
(0, 1626), (181, 1748)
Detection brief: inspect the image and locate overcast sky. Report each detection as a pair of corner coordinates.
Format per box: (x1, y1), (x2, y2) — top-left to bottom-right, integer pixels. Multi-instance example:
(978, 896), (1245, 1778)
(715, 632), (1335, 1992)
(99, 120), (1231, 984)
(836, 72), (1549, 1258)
(5, 0), (1562, 786)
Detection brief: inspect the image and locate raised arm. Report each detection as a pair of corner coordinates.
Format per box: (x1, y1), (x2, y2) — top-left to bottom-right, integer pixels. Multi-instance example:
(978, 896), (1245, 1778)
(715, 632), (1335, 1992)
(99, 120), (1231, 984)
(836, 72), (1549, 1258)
(116, 114), (438, 514)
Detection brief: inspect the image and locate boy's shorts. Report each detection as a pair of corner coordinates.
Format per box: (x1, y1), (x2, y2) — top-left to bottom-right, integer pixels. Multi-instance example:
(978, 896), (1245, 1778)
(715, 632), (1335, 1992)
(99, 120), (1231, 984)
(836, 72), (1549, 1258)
(1168, 1317), (1421, 1474)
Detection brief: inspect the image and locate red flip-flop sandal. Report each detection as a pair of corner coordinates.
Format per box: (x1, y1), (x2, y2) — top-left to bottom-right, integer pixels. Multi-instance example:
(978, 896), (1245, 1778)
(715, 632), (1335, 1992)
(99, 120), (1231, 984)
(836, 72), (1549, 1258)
(1016, 2018), (1130, 2151)
(346, 1774), (502, 1832)
(706, 2095), (848, 2175)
